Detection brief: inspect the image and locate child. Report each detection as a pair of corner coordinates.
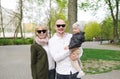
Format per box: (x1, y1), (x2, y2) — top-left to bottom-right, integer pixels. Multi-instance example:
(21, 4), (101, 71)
(65, 22), (85, 78)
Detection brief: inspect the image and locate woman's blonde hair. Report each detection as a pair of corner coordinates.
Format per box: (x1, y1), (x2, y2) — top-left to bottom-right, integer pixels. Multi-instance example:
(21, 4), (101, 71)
(35, 25), (48, 31)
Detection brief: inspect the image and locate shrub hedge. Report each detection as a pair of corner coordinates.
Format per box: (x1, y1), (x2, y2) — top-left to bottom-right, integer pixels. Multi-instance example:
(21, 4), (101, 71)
(0, 38), (33, 45)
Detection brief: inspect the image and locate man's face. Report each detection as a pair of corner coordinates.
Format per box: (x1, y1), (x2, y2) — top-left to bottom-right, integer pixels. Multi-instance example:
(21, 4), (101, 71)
(55, 20), (66, 34)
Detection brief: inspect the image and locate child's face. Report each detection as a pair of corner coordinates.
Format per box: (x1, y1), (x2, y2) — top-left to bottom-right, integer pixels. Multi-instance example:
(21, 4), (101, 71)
(72, 27), (80, 34)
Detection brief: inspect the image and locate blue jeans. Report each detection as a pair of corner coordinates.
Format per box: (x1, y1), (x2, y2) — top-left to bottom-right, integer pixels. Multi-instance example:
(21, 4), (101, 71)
(49, 69), (56, 79)
(57, 72), (81, 79)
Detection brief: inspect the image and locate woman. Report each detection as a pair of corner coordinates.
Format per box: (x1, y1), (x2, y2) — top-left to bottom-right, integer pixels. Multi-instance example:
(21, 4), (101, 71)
(31, 25), (55, 79)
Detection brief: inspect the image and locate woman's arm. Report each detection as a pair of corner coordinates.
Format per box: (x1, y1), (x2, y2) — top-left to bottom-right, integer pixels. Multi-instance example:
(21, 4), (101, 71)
(30, 45), (37, 79)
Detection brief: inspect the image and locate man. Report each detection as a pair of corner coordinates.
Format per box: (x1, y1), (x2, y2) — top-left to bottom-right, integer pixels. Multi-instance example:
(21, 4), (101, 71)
(49, 19), (83, 79)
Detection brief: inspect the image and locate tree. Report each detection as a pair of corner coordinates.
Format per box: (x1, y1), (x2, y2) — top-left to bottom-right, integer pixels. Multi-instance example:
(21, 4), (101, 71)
(14, 0), (24, 43)
(68, 0), (77, 32)
(84, 21), (101, 40)
(106, 0), (119, 43)
(0, 0), (5, 39)
(79, 0), (120, 43)
(101, 16), (113, 40)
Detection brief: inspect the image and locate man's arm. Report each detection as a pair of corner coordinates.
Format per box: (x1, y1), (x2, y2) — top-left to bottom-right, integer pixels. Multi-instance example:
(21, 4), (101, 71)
(49, 40), (70, 62)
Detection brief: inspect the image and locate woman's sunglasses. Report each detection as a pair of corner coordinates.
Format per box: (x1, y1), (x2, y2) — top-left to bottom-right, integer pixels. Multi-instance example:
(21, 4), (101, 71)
(37, 30), (47, 33)
(56, 24), (66, 28)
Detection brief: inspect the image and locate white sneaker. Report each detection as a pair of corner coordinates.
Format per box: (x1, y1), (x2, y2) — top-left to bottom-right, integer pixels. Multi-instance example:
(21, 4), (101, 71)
(77, 71), (85, 78)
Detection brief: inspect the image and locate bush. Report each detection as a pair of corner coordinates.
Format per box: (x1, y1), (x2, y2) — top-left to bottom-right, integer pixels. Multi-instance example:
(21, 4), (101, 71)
(14, 38), (34, 45)
(25, 38), (34, 44)
(0, 38), (13, 45)
(0, 38), (34, 45)
(14, 39), (23, 45)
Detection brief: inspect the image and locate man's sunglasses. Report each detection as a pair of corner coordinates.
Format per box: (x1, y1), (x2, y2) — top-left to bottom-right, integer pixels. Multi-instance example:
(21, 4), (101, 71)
(37, 30), (47, 33)
(56, 24), (66, 28)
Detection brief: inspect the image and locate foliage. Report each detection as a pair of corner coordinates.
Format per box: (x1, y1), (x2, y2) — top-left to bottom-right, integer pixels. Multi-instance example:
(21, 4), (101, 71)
(47, 0), (68, 36)
(0, 38), (33, 45)
(100, 16), (113, 40)
(0, 39), (13, 45)
(84, 21), (101, 40)
(37, 0), (45, 4)
(78, 0), (103, 14)
(78, 0), (120, 43)
(56, 0), (67, 10)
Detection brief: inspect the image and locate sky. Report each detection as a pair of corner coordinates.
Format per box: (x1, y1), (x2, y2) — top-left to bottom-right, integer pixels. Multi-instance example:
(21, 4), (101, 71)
(1, 0), (106, 23)
(77, 5), (106, 23)
(78, 11), (95, 22)
(1, 0), (17, 11)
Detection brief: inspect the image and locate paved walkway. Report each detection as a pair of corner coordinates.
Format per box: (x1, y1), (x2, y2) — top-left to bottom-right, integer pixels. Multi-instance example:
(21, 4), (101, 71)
(0, 45), (32, 79)
(83, 70), (120, 79)
(0, 41), (120, 79)
(82, 41), (120, 51)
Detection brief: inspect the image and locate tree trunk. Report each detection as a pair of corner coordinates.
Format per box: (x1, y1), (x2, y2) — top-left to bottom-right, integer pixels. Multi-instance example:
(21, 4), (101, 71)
(113, 20), (119, 43)
(19, 0), (24, 43)
(108, 0), (119, 44)
(49, 0), (52, 37)
(14, 0), (24, 44)
(14, 25), (19, 44)
(0, 0), (5, 39)
(68, 0), (77, 33)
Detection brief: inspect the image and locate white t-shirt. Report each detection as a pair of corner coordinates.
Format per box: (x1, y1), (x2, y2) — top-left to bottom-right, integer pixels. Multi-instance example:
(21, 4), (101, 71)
(43, 45), (55, 70)
(49, 33), (83, 75)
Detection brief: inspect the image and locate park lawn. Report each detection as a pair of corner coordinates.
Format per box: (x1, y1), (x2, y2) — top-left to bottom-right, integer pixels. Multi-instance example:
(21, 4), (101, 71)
(82, 48), (120, 61)
(81, 48), (120, 74)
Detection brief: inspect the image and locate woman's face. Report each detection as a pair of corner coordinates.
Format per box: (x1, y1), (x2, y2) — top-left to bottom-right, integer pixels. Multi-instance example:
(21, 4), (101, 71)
(36, 27), (47, 39)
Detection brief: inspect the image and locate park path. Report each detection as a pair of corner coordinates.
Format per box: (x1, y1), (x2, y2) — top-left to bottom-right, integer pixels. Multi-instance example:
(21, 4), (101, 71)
(83, 70), (120, 79)
(0, 41), (120, 79)
(0, 45), (32, 79)
(82, 41), (120, 51)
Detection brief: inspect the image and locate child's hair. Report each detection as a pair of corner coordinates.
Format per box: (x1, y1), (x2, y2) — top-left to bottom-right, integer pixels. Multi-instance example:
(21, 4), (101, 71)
(72, 22), (85, 31)
(71, 48), (79, 52)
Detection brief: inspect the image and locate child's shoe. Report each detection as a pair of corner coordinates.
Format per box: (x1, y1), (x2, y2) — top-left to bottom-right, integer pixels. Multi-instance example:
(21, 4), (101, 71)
(77, 71), (85, 78)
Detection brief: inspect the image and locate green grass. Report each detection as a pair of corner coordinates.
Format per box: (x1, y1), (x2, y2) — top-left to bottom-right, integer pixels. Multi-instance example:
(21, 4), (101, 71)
(82, 48), (120, 61)
(81, 48), (120, 74)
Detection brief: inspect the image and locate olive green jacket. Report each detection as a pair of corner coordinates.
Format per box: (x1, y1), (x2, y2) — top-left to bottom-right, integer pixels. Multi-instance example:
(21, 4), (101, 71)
(31, 43), (48, 79)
